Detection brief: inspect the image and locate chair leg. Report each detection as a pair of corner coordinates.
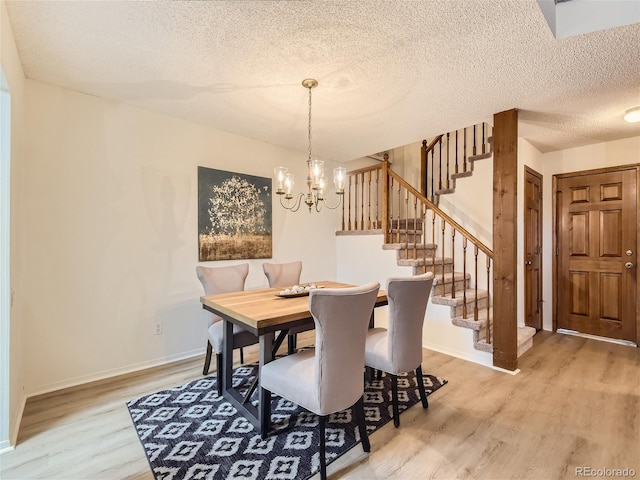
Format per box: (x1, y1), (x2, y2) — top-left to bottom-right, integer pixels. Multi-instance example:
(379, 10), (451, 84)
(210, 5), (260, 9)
(240, 347), (244, 364)
(319, 415), (327, 480)
(391, 374), (400, 428)
(288, 334), (297, 355)
(216, 353), (223, 397)
(354, 396), (370, 452)
(203, 341), (213, 375)
(416, 365), (429, 409)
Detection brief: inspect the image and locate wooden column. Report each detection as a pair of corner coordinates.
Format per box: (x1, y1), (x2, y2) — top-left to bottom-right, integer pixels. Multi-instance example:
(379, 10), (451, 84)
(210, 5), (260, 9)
(492, 108), (518, 371)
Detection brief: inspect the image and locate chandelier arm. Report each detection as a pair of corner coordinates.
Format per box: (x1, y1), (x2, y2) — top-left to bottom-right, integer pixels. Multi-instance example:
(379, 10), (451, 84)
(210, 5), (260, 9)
(319, 195), (343, 210)
(279, 193), (305, 212)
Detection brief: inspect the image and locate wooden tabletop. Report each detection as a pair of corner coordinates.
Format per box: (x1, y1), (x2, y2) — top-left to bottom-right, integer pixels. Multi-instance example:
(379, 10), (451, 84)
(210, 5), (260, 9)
(201, 280), (387, 334)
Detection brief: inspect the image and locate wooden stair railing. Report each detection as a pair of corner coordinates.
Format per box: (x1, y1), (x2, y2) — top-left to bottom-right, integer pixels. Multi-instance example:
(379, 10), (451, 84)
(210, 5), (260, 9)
(341, 160), (494, 344)
(421, 122), (492, 202)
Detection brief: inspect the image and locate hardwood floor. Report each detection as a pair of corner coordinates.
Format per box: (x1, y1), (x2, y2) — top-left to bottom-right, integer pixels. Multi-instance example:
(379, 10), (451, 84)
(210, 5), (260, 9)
(1, 331), (638, 479)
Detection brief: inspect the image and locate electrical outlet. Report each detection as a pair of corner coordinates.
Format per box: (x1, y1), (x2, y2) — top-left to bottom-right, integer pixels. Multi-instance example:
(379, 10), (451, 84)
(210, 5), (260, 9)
(155, 322), (163, 335)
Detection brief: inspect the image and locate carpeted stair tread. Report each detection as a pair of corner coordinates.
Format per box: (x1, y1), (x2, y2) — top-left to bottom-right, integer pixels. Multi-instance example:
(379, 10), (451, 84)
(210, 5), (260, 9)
(397, 256), (453, 267)
(431, 288), (489, 306)
(382, 242), (437, 251)
(432, 272), (471, 285)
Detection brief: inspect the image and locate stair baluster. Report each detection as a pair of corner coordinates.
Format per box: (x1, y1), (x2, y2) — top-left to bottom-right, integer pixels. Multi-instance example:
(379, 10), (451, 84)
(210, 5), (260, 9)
(451, 228), (456, 299)
(463, 127), (467, 172)
(462, 237), (468, 318)
(474, 245), (479, 322)
(455, 130), (459, 174)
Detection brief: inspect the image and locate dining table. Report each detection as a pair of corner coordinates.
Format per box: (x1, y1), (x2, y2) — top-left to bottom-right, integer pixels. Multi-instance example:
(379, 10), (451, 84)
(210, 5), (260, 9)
(200, 280), (388, 435)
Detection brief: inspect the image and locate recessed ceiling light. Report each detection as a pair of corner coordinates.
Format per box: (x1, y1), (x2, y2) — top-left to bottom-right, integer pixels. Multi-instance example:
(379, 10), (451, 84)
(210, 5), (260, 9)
(623, 107), (640, 123)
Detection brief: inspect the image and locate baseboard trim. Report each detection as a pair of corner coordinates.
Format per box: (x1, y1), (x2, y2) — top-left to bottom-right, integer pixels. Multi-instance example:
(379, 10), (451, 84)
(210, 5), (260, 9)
(423, 341), (493, 368)
(0, 441), (13, 454)
(25, 348), (206, 399)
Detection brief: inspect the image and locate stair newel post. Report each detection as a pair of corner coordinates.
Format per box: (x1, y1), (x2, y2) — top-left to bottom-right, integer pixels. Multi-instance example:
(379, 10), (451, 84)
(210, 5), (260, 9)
(446, 132), (450, 189)
(421, 139), (428, 199)
(441, 219), (446, 289)
(431, 210), (436, 276)
(486, 256), (491, 344)
(473, 124), (477, 156)
(430, 148), (435, 202)
(474, 245), (479, 322)
(348, 175), (352, 231)
(438, 139), (443, 191)
(381, 160), (389, 242)
(451, 228), (456, 299)
(463, 127), (467, 172)
(455, 130), (459, 174)
(462, 237), (468, 319)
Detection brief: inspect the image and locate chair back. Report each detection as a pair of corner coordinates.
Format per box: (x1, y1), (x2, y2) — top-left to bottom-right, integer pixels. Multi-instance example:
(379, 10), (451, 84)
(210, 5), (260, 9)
(386, 272), (434, 373)
(310, 281), (380, 415)
(262, 261), (302, 288)
(196, 263), (249, 322)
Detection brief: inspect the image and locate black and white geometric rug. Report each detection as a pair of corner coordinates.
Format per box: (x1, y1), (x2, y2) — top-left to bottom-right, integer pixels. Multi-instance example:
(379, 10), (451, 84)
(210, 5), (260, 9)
(127, 363), (447, 480)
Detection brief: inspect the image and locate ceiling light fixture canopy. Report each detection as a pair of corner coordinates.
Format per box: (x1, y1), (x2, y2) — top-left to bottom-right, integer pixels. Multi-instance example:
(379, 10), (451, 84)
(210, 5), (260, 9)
(623, 106), (640, 123)
(274, 79), (345, 212)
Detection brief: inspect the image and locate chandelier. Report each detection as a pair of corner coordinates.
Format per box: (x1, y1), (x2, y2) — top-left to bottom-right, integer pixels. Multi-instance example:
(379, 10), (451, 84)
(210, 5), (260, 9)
(274, 79), (346, 212)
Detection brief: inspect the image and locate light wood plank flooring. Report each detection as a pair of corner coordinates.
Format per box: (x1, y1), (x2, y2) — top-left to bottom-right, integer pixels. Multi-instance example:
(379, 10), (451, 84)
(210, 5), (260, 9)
(1, 331), (638, 479)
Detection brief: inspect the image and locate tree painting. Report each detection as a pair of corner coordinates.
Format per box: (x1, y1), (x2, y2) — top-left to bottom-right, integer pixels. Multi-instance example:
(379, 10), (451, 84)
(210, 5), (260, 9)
(198, 167), (272, 261)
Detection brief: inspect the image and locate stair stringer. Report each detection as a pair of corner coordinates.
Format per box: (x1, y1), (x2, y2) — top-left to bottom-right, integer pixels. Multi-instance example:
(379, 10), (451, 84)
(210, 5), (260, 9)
(335, 231), (493, 367)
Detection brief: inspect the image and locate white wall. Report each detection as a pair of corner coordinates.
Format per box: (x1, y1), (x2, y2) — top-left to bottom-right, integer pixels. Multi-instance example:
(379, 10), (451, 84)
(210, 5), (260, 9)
(16, 79), (341, 397)
(1, 0), (26, 450)
(540, 136), (640, 331)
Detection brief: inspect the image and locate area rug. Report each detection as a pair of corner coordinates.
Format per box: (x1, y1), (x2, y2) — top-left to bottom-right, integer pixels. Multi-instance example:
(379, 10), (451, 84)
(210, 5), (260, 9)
(127, 363), (447, 480)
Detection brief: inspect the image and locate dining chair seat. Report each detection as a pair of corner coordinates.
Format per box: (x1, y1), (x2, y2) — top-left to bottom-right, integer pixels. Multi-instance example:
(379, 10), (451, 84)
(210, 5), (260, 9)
(260, 282), (380, 480)
(207, 321), (259, 354)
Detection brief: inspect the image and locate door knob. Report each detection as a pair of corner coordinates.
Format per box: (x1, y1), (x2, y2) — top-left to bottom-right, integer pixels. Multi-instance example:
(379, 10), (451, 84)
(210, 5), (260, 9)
(525, 261), (532, 265)
(626, 250), (633, 256)
(625, 262), (633, 269)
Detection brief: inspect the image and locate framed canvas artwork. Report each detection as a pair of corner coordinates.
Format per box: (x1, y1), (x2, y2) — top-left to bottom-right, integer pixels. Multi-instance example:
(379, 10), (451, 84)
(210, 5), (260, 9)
(198, 166), (272, 261)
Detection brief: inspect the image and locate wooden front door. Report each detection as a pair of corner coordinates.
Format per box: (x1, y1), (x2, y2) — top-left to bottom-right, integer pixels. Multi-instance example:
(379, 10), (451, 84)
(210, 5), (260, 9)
(525, 167), (542, 330)
(556, 166), (638, 342)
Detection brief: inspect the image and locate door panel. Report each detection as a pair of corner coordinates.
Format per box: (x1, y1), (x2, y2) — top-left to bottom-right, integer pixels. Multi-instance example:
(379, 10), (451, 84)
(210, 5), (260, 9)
(557, 168), (637, 342)
(524, 167), (543, 330)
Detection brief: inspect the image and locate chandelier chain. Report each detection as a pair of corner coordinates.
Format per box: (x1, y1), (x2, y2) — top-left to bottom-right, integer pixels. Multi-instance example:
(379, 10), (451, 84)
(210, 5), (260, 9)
(307, 86), (312, 162)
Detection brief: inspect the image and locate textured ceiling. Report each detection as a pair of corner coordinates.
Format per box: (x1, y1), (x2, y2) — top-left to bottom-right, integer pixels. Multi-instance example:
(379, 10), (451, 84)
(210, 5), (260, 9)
(5, 0), (640, 162)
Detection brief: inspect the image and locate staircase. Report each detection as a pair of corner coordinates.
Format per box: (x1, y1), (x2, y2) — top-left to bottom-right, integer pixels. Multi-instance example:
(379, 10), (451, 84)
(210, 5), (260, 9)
(341, 121), (535, 364)
(382, 229), (534, 357)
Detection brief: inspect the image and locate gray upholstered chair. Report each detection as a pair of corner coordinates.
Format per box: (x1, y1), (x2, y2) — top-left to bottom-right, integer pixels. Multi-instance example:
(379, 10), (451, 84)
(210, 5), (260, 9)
(262, 261), (308, 354)
(364, 272), (434, 427)
(196, 264), (258, 395)
(260, 282), (380, 480)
